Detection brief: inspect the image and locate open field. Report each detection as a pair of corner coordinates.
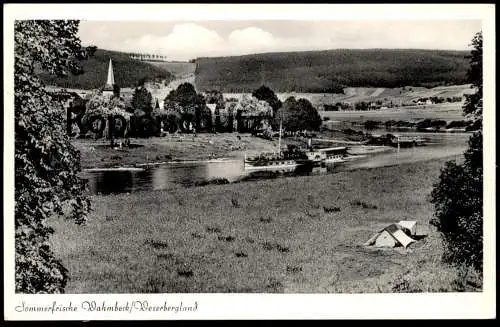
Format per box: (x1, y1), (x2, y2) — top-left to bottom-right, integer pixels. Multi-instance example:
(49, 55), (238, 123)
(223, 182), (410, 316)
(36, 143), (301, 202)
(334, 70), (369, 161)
(74, 133), (280, 169)
(321, 103), (467, 124)
(145, 61), (196, 78)
(224, 84), (474, 108)
(49, 156), (481, 293)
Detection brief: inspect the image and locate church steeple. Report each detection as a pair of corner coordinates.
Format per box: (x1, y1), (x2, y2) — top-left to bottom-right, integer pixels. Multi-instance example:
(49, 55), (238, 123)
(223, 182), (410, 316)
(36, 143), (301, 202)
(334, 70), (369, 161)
(106, 58), (115, 86)
(103, 58), (115, 97)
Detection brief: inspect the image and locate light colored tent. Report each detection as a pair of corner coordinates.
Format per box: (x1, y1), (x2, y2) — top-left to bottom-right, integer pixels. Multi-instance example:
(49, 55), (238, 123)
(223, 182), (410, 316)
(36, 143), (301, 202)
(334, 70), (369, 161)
(364, 222), (417, 248)
(399, 220), (417, 236)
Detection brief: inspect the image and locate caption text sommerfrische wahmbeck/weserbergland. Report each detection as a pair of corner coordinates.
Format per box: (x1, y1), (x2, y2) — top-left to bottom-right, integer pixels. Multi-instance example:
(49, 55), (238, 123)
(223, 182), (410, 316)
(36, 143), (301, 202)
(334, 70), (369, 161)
(15, 300), (199, 313)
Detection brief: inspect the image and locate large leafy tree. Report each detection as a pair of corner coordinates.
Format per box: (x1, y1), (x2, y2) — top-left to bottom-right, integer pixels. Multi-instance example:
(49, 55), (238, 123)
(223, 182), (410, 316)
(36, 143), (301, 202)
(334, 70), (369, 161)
(252, 85), (282, 117)
(15, 20), (90, 293)
(131, 86), (153, 114)
(234, 95), (273, 117)
(83, 90), (129, 140)
(430, 31), (483, 271)
(233, 95), (273, 133)
(165, 83), (205, 109)
(276, 97), (322, 132)
(164, 83), (206, 130)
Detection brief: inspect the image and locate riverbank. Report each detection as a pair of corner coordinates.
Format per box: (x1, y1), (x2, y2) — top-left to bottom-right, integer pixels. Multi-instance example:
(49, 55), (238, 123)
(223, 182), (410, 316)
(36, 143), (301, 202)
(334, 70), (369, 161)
(74, 133), (279, 169)
(49, 155), (481, 293)
(73, 132), (356, 169)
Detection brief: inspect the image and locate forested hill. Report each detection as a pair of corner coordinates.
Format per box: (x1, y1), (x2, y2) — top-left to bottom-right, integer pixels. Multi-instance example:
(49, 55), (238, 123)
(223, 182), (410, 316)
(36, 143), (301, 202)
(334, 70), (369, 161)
(39, 49), (174, 90)
(194, 49), (470, 93)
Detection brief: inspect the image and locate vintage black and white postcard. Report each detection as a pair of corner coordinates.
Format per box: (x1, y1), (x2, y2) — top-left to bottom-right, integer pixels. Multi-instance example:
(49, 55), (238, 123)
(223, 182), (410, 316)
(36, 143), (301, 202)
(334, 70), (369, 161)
(3, 3), (496, 320)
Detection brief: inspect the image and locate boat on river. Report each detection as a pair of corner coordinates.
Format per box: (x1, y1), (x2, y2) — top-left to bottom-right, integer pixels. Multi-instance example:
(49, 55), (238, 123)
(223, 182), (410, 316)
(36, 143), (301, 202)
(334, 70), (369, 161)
(244, 120), (316, 172)
(316, 146), (366, 164)
(346, 145), (394, 155)
(244, 153), (306, 172)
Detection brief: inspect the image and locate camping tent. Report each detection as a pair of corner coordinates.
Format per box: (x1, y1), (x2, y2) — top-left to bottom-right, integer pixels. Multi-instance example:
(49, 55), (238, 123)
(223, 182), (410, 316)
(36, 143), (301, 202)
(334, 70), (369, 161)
(399, 220), (417, 236)
(364, 221), (417, 248)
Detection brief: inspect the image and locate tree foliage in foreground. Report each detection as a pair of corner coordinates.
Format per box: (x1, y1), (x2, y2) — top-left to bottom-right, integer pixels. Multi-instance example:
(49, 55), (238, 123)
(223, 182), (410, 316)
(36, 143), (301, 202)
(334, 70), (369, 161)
(430, 31), (483, 271)
(15, 20), (90, 293)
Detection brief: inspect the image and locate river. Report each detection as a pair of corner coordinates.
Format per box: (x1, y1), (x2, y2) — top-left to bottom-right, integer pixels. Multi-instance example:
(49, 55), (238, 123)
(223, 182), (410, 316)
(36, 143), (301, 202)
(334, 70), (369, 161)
(80, 131), (470, 195)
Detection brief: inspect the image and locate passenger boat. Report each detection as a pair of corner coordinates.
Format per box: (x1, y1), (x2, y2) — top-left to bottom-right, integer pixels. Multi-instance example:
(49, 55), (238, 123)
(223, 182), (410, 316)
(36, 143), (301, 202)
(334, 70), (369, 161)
(244, 153), (304, 172)
(244, 120), (312, 172)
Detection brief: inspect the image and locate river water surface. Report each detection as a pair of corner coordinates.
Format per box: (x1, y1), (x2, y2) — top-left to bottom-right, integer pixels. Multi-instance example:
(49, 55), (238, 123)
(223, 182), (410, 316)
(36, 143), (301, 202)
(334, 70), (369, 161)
(81, 131), (470, 195)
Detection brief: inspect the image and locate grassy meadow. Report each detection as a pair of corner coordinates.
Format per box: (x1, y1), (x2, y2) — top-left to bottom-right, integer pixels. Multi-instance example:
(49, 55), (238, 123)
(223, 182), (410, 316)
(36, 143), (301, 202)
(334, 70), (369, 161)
(146, 61), (196, 78)
(321, 103), (467, 124)
(49, 155), (481, 293)
(224, 85), (474, 108)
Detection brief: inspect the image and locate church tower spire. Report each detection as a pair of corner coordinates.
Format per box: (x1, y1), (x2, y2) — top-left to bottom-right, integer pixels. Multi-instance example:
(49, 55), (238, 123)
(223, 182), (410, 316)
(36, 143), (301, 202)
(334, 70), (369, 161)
(103, 58), (115, 97)
(106, 58), (115, 86)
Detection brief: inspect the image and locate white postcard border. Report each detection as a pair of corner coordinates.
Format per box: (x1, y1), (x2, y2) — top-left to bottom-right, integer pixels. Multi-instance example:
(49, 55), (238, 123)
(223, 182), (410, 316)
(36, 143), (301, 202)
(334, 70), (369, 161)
(3, 3), (496, 320)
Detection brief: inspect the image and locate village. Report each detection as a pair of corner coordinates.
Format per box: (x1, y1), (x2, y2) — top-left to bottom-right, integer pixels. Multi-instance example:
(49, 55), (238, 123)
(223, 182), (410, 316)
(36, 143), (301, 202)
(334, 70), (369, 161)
(51, 54), (478, 170)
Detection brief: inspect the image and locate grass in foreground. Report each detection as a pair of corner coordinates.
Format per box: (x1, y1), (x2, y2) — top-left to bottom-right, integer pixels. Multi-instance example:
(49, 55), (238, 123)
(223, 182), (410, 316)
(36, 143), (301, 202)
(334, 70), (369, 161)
(49, 156), (481, 293)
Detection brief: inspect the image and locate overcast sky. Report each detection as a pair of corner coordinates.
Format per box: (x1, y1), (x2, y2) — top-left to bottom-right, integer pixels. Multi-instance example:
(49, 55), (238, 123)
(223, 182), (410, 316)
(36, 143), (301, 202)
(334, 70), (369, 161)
(78, 20), (482, 61)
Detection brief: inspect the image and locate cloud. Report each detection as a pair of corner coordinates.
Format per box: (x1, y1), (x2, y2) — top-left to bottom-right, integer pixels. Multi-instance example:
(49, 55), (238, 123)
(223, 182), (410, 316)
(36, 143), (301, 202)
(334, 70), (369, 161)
(160, 23), (226, 52)
(228, 27), (275, 51)
(116, 23), (226, 59)
(115, 23), (282, 60)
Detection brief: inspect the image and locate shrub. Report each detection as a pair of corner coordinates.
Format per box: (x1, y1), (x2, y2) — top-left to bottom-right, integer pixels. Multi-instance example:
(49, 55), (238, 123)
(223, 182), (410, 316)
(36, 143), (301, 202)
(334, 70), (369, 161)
(144, 239), (169, 249)
(259, 216), (272, 223)
(430, 31), (483, 271)
(446, 120), (471, 129)
(231, 197), (240, 208)
(350, 200), (378, 209)
(206, 226), (221, 234)
(430, 133), (483, 270)
(364, 120), (380, 129)
(177, 269), (193, 278)
(194, 178), (230, 187)
(235, 252), (248, 258)
(286, 265), (303, 274)
(323, 206), (341, 213)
